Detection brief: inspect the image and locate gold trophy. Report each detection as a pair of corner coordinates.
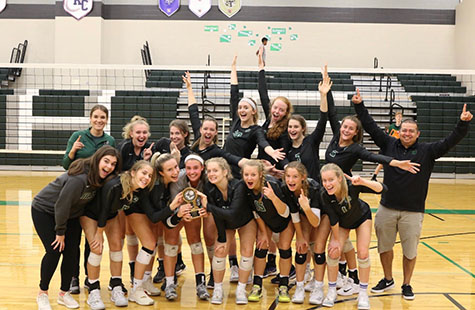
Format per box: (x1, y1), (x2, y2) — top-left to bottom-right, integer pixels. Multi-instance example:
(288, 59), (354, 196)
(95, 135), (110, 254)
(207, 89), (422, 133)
(182, 187), (201, 218)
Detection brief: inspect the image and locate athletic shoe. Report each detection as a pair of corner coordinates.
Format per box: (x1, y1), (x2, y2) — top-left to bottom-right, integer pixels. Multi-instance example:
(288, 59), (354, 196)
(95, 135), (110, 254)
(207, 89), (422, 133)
(229, 265), (239, 283)
(37, 293), (52, 310)
(153, 263), (165, 283)
(235, 287), (248, 305)
(161, 275), (177, 291)
(401, 284), (415, 300)
(129, 286), (154, 306)
(292, 285), (305, 304)
(337, 278), (358, 296)
(142, 277), (160, 296)
(128, 262), (135, 284)
(207, 273), (215, 289)
(371, 278), (395, 293)
(322, 288), (337, 307)
(69, 277), (80, 295)
(271, 274), (280, 284)
(309, 285), (324, 305)
(107, 278), (127, 294)
(277, 286), (291, 303)
(247, 285), (262, 302)
(57, 292), (79, 309)
(263, 263), (277, 278)
(175, 261), (187, 276)
(83, 278), (90, 292)
(87, 289), (105, 310)
(111, 286), (128, 307)
(196, 283), (210, 300)
(165, 284), (178, 301)
(336, 272), (345, 288)
(289, 265), (296, 281)
(357, 291), (370, 310)
(305, 279), (316, 292)
(304, 264), (314, 283)
(210, 285), (223, 304)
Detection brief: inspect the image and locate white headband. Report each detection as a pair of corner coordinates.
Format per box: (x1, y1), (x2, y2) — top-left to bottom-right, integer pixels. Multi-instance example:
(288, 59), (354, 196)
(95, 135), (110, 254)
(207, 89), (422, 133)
(239, 98), (257, 111)
(184, 154), (204, 165)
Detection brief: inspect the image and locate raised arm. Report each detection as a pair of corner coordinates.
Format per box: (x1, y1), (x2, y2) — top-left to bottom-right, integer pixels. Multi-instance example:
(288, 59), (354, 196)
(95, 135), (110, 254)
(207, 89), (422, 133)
(258, 56), (270, 118)
(230, 56), (239, 120)
(183, 71), (201, 138)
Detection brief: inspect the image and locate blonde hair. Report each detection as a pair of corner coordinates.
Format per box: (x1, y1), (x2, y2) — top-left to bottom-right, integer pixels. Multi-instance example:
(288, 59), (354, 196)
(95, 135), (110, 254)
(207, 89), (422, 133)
(152, 153), (178, 184)
(242, 159), (266, 192)
(205, 157), (233, 181)
(122, 115), (150, 139)
(320, 163), (349, 206)
(267, 96), (293, 140)
(284, 161), (309, 197)
(120, 160), (156, 203)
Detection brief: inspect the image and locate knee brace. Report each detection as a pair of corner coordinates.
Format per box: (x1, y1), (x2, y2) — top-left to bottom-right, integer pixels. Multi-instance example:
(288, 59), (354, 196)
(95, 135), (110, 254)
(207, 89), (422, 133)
(206, 245), (215, 259)
(279, 248), (292, 259)
(126, 234), (138, 246)
(314, 252), (326, 265)
(88, 252), (102, 267)
(343, 239), (354, 253)
(240, 256), (253, 271)
(164, 243), (178, 257)
(357, 257), (371, 268)
(212, 256), (226, 271)
(327, 254), (339, 267)
(136, 247), (154, 265)
(295, 252), (307, 265)
(190, 242), (204, 255)
(109, 251), (123, 263)
(271, 232), (280, 244)
(309, 242), (315, 255)
(157, 236), (164, 247)
(254, 248), (268, 259)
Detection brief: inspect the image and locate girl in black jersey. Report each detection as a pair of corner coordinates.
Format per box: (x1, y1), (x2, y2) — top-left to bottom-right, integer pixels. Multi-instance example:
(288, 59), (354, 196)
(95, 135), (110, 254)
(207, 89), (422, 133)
(224, 56), (285, 178)
(279, 162), (322, 304)
(320, 163), (387, 310)
(204, 157), (256, 305)
(234, 160), (293, 303)
(32, 146), (119, 310)
(152, 119), (191, 169)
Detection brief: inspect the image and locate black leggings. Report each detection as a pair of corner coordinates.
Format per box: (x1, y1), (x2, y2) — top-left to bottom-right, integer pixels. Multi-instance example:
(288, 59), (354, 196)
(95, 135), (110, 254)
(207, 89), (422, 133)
(32, 207), (82, 292)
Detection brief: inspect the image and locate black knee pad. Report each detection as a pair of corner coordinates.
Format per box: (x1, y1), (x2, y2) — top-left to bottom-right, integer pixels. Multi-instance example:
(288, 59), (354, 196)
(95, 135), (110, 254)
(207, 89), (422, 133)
(255, 248), (268, 259)
(314, 252), (326, 265)
(279, 248), (292, 259)
(295, 252), (307, 265)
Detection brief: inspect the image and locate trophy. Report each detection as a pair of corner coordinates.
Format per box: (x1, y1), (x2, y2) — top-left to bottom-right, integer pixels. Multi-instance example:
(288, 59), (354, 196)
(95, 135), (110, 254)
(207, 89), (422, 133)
(182, 187), (201, 218)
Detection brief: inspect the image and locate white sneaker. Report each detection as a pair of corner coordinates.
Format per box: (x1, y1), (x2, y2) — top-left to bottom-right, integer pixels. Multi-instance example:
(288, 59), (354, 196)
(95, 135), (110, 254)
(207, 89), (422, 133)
(230, 265), (239, 283)
(111, 286), (128, 307)
(235, 287), (248, 305)
(57, 292), (79, 309)
(87, 290), (105, 310)
(309, 285), (324, 305)
(322, 288), (337, 307)
(336, 272), (345, 288)
(210, 286), (223, 304)
(142, 277), (160, 296)
(129, 286), (154, 306)
(37, 293), (52, 310)
(291, 285), (305, 304)
(304, 264), (314, 283)
(305, 279), (316, 292)
(358, 291), (370, 310)
(337, 278), (358, 296)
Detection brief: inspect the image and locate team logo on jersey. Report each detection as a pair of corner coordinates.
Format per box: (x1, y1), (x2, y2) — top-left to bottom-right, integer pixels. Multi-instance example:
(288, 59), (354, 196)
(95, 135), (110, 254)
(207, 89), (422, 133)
(63, 0), (93, 20)
(218, 0), (241, 18)
(189, 0), (211, 18)
(329, 150), (338, 158)
(233, 130), (243, 138)
(295, 153), (301, 161)
(0, 1), (6, 14)
(80, 189), (96, 201)
(254, 200), (266, 212)
(159, 0), (180, 17)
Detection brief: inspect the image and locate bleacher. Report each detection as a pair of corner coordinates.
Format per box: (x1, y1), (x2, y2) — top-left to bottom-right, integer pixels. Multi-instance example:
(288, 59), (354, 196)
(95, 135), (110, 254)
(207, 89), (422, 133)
(145, 70), (183, 88)
(399, 74), (466, 93)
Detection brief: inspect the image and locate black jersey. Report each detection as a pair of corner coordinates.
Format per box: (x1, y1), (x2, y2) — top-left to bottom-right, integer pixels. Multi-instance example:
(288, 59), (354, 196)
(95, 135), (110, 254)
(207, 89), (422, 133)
(205, 179), (254, 243)
(281, 178), (322, 222)
(153, 137), (191, 169)
(117, 139), (152, 171)
(224, 84), (270, 178)
(93, 176), (122, 228)
(321, 181), (387, 229)
(139, 182), (174, 225)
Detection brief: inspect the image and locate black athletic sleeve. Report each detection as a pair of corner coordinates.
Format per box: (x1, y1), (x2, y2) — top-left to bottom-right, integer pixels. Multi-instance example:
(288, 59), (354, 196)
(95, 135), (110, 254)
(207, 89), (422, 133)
(353, 144), (393, 165)
(308, 111), (328, 146)
(427, 120), (470, 159)
(188, 104), (202, 140)
(320, 192), (339, 226)
(327, 90), (340, 135)
(258, 69), (270, 118)
(253, 126), (271, 150)
(354, 102), (393, 150)
(98, 178), (121, 228)
(210, 147), (242, 166)
(230, 84), (240, 121)
(352, 182), (388, 195)
(143, 186), (174, 223)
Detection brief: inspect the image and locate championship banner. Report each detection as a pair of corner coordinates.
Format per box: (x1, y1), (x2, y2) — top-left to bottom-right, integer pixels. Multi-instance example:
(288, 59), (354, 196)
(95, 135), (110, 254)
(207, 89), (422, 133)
(0, 0), (6, 14)
(63, 0), (93, 20)
(159, 0), (180, 17)
(189, 0), (211, 18)
(218, 0), (241, 18)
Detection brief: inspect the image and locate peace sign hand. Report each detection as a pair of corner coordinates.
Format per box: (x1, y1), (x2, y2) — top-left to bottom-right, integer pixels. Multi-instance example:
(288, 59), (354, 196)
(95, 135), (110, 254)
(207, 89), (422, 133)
(143, 142), (154, 161)
(351, 88), (363, 104)
(460, 104), (473, 122)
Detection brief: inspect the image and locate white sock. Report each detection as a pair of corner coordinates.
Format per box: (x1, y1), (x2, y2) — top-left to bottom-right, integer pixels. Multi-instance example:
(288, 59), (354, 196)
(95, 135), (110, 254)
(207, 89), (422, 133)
(143, 271), (151, 281)
(214, 282), (223, 290)
(237, 282), (246, 290)
(296, 281), (304, 288)
(315, 280), (324, 287)
(133, 278), (143, 289)
(88, 278), (99, 284)
(166, 276), (174, 287)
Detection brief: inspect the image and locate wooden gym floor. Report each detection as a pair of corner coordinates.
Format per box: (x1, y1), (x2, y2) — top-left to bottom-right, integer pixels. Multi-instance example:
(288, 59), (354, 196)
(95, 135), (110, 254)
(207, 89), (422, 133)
(0, 171), (474, 310)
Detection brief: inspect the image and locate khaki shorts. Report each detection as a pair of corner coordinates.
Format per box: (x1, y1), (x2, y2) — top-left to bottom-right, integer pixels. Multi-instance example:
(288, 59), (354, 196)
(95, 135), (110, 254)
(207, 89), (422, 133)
(374, 204), (424, 259)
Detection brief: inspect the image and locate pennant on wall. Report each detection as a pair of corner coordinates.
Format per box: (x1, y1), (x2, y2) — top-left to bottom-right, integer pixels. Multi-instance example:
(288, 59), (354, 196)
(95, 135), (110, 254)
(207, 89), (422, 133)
(0, 0), (6, 14)
(159, 0), (180, 17)
(189, 0), (211, 18)
(218, 0), (241, 18)
(63, 0), (93, 20)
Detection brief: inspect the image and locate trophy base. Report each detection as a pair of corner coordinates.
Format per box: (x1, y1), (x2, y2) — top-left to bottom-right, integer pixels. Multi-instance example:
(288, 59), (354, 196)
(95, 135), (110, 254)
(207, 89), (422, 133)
(189, 209), (201, 218)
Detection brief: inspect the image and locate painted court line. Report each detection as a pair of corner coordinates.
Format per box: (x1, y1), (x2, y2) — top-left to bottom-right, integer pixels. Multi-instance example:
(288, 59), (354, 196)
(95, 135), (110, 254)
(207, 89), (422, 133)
(422, 241), (475, 278)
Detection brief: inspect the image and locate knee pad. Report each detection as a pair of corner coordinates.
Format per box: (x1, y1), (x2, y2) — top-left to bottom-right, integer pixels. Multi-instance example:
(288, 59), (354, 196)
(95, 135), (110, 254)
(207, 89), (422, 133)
(212, 256), (226, 271)
(157, 236), (164, 247)
(279, 248), (292, 259)
(357, 257), (371, 268)
(254, 248), (268, 259)
(295, 252), (307, 265)
(327, 254), (339, 267)
(206, 245), (215, 259)
(271, 232), (280, 244)
(240, 256), (253, 271)
(309, 242), (315, 255)
(190, 242), (204, 255)
(314, 252), (326, 265)
(109, 251), (123, 263)
(164, 243), (178, 257)
(136, 247), (154, 265)
(343, 239), (354, 253)
(88, 252), (102, 267)
(126, 234), (138, 246)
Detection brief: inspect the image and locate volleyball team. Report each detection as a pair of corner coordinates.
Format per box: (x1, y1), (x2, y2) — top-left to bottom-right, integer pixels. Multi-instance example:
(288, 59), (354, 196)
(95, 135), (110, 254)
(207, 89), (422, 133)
(32, 55), (472, 310)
